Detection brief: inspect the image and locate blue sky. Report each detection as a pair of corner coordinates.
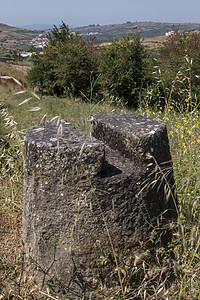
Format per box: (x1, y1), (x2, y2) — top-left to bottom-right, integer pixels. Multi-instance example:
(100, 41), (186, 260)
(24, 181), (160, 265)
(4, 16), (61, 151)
(1, 0), (200, 27)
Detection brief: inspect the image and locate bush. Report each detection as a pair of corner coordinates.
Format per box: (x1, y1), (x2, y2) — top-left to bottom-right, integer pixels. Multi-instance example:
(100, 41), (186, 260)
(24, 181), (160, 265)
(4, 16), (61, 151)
(160, 31), (200, 76)
(27, 22), (100, 98)
(98, 32), (149, 107)
(157, 31), (200, 108)
(27, 53), (53, 94)
(27, 25), (152, 105)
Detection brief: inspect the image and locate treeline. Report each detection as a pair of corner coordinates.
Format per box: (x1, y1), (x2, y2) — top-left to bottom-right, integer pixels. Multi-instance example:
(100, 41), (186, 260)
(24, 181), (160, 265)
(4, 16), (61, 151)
(27, 22), (200, 108)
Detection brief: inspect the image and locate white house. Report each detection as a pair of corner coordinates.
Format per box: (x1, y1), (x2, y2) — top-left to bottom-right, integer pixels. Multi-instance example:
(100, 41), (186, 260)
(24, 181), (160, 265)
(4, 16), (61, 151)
(165, 30), (176, 36)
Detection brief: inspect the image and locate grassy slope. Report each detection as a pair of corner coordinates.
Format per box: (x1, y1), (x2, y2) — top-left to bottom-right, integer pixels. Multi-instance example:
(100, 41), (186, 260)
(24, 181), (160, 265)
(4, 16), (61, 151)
(0, 62), (200, 299)
(0, 24), (40, 56)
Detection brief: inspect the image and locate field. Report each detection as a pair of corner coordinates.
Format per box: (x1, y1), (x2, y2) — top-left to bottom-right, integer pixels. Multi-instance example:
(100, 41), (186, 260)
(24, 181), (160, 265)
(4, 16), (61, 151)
(0, 61), (200, 299)
(99, 35), (168, 50)
(142, 35), (168, 49)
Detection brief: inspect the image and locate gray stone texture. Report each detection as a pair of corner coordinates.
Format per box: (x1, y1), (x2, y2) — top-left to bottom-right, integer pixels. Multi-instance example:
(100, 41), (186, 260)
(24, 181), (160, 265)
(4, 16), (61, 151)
(23, 114), (177, 297)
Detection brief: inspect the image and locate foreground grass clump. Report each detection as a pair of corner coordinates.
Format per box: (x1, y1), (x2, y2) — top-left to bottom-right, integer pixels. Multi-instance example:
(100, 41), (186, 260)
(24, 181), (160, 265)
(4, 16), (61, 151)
(0, 62), (200, 299)
(144, 105), (200, 299)
(142, 66), (200, 298)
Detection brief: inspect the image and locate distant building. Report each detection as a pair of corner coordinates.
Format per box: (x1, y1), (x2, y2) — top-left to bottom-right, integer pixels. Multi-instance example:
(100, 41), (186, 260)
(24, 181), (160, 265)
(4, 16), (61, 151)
(165, 30), (176, 36)
(88, 32), (99, 35)
(20, 52), (32, 58)
(30, 34), (47, 49)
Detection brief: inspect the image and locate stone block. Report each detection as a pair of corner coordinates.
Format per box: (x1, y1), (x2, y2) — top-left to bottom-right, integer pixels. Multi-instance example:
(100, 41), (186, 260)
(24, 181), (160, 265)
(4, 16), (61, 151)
(23, 114), (177, 297)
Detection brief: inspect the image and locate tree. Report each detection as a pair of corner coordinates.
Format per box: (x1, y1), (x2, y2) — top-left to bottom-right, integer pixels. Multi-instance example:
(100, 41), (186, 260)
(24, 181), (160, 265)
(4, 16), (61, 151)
(27, 53), (53, 94)
(99, 32), (147, 107)
(46, 21), (79, 46)
(27, 22), (100, 97)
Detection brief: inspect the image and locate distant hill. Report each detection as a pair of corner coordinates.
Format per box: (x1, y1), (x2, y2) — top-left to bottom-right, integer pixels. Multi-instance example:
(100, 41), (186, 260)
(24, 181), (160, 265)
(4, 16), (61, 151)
(0, 23), (40, 56)
(18, 24), (54, 31)
(1, 21), (200, 57)
(72, 21), (200, 42)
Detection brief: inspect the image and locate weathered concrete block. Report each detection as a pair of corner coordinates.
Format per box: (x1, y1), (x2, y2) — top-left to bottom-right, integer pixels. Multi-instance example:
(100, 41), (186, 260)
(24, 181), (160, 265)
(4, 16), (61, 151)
(23, 114), (177, 297)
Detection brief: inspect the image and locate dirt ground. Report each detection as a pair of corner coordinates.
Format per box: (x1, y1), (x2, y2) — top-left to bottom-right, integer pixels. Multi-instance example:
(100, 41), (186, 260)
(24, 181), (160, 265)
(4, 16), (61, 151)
(0, 214), (22, 260)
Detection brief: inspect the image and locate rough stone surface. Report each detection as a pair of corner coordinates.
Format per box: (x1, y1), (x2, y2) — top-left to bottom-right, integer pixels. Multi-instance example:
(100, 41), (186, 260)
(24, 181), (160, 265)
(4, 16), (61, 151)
(23, 114), (177, 297)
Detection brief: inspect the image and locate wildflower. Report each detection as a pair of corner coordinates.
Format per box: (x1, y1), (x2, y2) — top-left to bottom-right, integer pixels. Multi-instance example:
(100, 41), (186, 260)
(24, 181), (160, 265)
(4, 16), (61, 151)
(174, 246), (178, 251)
(146, 108), (151, 115)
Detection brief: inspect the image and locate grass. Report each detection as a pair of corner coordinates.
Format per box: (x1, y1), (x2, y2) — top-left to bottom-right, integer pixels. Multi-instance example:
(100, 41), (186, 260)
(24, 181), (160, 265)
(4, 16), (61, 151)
(142, 35), (167, 49)
(0, 61), (200, 299)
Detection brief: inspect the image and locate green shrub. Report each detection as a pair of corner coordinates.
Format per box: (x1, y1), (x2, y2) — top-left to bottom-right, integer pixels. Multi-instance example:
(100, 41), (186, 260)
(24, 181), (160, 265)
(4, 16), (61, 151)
(27, 22), (100, 98)
(157, 31), (200, 108)
(98, 32), (149, 107)
(160, 31), (200, 77)
(27, 53), (53, 94)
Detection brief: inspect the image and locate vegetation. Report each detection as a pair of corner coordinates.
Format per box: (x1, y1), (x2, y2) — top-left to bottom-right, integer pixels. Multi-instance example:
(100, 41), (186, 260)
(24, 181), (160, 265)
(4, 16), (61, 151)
(159, 31), (200, 105)
(99, 32), (149, 107)
(0, 26), (200, 299)
(27, 24), (151, 106)
(27, 22), (100, 98)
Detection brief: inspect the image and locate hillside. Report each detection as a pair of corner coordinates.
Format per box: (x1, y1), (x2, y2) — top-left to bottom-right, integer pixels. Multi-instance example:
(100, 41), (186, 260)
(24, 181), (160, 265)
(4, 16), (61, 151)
(1, 21), (200, 57)
(0, 23), (41, 57)
(73, 21), (200, 42)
